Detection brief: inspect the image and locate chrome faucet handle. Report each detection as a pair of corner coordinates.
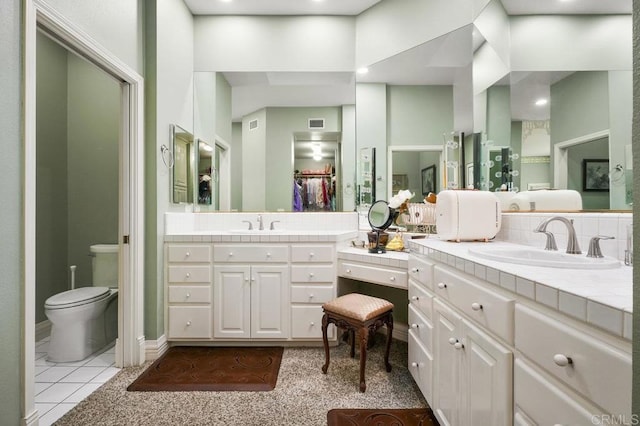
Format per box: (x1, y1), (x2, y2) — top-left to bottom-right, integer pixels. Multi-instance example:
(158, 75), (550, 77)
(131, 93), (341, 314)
(586, 235), (614, 258)
(270, 220), (281, 230)
(538, 230), (558, 251)
(257, 214), (264, 230)
(241, 220), (253, 230)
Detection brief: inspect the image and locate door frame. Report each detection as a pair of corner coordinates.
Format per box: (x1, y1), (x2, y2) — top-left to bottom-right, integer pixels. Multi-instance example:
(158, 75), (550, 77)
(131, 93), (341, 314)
(23, 1), (145, 424)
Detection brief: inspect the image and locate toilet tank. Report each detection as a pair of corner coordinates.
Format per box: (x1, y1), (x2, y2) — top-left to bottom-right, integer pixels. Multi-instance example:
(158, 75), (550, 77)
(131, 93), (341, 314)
(90, 244), (119, 288)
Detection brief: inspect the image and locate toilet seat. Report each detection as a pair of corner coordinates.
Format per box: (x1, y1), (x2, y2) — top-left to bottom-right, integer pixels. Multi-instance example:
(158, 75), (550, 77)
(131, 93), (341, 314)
(45, 287), (111, 310)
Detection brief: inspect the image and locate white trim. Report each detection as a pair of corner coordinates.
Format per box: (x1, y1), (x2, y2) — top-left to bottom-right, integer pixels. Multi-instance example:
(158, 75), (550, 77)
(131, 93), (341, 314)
(145, 335), (170, 361)
(387, 145), (444, 197)
(24, 1), (145, 423)
(215, 135), (232, 211)
(553, 129), (610, 189)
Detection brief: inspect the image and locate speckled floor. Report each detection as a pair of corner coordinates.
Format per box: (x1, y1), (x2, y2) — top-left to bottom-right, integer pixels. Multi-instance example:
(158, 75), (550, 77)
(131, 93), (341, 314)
(55, 338), (428, 426)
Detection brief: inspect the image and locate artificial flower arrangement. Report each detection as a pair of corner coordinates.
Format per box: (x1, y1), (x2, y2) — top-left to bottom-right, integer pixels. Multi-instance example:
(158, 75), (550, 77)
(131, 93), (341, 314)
(388, 189), (415, 222)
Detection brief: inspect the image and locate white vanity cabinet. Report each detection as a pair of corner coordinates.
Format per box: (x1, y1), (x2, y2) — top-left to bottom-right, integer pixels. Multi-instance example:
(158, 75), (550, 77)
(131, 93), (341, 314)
(165, 244), (213, 339)
(290, 244), (336, 340)
(213, 245), (290, 339)
(433, 298), (512, 426)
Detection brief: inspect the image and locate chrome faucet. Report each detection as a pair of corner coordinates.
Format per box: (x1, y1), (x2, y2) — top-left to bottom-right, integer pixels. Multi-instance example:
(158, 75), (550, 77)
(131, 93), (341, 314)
(586, 235), (614, 258)
(241, 220), (253, 230)
(270, 220), (281, 230)
(257, 214), (264, 231)
(534, 216), (581, 254)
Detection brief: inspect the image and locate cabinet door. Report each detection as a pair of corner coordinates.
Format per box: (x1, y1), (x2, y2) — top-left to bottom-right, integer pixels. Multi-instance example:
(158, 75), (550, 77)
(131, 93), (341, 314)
(433, 299), (462, 426)
(213, 265), (250, 338)
(463, 319), (512, 426)
(251, 265), (290, 339)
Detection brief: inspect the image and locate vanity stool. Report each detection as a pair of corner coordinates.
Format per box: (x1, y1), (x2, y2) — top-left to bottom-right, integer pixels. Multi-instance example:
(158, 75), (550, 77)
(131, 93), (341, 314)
(321, 293), (394, 392)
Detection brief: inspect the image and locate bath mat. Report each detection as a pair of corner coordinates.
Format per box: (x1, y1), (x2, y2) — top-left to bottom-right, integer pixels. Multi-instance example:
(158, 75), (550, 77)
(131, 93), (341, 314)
(327, 408), (439, 426)
(127, 346), (283, 392)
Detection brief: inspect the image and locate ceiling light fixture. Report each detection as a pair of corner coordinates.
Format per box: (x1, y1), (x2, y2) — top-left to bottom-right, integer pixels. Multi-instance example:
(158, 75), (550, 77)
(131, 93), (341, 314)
(357, 67), (369, 74)
(535, 98), (548, 106)
(313, 154), (322, 161)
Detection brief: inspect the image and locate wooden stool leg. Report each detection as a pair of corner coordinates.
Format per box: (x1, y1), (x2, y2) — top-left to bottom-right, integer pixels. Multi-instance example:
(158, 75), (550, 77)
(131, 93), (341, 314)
(349, 328), (355, 358)
(321, 313), (330, 374)
(384, 313), (393, 372)
(359, 326), (368, 392)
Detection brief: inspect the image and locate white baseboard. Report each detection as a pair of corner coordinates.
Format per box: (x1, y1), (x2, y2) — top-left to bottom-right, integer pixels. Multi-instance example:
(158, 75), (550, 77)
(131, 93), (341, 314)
(380, 322), (408, 342)
(145, 334), (168, 361)
(35, 320), (51, 342)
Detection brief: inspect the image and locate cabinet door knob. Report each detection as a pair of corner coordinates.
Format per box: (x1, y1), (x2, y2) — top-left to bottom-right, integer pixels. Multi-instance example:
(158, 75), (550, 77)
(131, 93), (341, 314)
(410, 296), (419, 301)
(411, 323), (419, 329)
(411, 362), (418, 368)
(309, 272), (314, 277)
(346, 269), (351, 273)
(437, 282), (447, 289)
(266, 252), (272, 257)
(185, 252), (190, 257)
(310, 322), (315, 326)
(185, 272), (191, 278)
(448, 337), (457, 345)
(454, 342), (464, 350)
(553, 354), (573, 367)
(309, 294), (314, 299)
(390, 276), (396, 281)
(186, 321), (191, 326)
(228, 252), (233, 257)
(411, 268), (419, 273)
(185, 293), (191, 298)
(309, 252), (315, 257)
(471, 302), (483, 311)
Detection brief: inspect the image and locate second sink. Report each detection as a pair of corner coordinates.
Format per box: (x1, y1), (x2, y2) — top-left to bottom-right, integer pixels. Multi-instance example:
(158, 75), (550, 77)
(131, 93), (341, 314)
(468, 246), (620, 269)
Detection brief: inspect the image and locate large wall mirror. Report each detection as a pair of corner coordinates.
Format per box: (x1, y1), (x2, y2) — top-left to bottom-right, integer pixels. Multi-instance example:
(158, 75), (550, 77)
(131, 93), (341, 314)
(193, 71), (356, 212)
(355, 25), (474, 208)
(472, 3), (632, 211)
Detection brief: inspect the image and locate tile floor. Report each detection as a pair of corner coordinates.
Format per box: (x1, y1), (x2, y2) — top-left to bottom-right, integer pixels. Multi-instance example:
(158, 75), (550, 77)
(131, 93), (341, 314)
(35, 337), (120, 426)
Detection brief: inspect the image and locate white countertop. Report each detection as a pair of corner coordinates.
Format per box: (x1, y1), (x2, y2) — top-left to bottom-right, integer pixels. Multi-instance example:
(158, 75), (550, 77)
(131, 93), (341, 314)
(337, 247), (409, 268)
(409, 237), (632, 340)
(164, 230), (359, 243)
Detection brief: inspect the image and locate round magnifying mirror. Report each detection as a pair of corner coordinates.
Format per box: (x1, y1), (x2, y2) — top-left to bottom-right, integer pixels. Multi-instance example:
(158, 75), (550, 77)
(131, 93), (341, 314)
(368, 200), (394, 230)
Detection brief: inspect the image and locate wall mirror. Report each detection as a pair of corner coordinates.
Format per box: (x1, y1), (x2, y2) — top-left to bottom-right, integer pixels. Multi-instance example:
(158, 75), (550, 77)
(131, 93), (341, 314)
(472, 7), (632, 211)
(355, 25), (473, 205)
(193, 71), (356, 212)
(170, 124), (194, 204)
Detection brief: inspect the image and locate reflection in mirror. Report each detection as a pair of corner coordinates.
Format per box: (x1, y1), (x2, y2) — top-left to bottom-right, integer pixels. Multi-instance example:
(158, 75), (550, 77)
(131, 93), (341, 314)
(293, 131), (341, 211)
(193, 71), (356, 212)
(358, 147), (375, 210)
(387, 146), (443, 199)
(197, 139), (214, 207)
(356, 25), (474, 205)
(170, 125), (194, 204)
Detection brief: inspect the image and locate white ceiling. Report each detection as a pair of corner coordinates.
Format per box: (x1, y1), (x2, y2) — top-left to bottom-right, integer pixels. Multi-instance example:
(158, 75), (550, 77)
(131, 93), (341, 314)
(193, 0), (631, 123)
(184, 0), (381, 16)
(184, 0), (630, 16)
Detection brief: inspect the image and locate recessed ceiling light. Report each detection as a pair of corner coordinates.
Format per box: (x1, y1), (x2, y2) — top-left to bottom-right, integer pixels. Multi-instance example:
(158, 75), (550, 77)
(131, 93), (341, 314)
(313, 154), (323, 161)
(357, 67), (369, 74)
(220, 0), (232, 3)
(535, 98), (548, 106)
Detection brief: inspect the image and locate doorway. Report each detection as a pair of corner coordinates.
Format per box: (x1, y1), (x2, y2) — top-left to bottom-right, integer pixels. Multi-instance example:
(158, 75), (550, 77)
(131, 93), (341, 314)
(24, 2), (145, 424)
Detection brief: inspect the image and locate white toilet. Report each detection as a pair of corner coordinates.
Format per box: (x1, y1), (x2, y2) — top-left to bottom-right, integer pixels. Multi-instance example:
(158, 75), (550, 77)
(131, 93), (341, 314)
(45, 244), (119, 362)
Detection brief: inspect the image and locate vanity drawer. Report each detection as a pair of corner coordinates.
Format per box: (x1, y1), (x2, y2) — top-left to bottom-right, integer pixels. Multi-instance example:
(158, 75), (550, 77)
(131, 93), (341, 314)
(167, 244), (211, 263)
(291, 305), (334, 339)
(290, 265), (335, 283)
(409, 279), (434, 321)
(290, 285), (335, 303)
(168, 306), (212, 339)
(434, 266), (514, 344)
(409, 304), (433, 353)
(291, 245), (334, 263)
(168, 285), (211, 304)
(338, 261), (408, 289)
(168, 265), (212, 283)
(408, 255), (434, 289)
(515, 304), (631, 418)
(213, 245), (289, 263)
(514, 358), (598, 426)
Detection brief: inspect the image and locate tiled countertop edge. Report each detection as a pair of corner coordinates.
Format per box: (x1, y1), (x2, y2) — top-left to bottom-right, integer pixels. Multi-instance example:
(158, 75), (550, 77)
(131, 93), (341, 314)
(408, 241), (632, 342)
(164, 231), (359, 243)
(337, 247), (409, 269)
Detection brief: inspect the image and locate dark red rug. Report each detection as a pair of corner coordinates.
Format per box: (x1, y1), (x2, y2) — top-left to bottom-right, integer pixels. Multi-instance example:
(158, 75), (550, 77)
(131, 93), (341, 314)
(127, 346), (283, 392)
(327, 408), (439, 426)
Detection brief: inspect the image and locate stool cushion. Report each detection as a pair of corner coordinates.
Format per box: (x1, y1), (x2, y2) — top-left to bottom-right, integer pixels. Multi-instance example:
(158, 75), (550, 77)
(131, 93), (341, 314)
(322, 293), (394, 322)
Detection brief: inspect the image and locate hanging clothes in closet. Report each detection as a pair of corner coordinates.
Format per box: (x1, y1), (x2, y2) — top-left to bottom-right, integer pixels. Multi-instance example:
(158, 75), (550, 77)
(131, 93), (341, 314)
(292, 174), (335, 212)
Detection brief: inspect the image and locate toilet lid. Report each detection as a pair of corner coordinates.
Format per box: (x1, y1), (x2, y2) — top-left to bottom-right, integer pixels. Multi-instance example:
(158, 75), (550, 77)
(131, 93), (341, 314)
(45, 287), (111, 309)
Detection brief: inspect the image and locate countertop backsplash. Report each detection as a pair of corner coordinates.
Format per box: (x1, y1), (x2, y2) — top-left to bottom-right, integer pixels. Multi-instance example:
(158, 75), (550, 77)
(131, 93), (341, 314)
(497, 212), (632, 262)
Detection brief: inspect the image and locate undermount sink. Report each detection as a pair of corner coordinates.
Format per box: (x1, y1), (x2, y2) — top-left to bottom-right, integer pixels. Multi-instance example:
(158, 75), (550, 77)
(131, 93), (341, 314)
(228, 229), (286, 234)
(468, 246), (621, 269)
